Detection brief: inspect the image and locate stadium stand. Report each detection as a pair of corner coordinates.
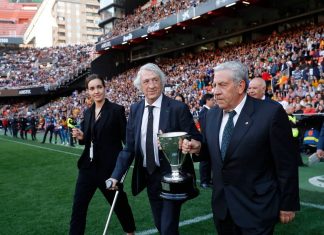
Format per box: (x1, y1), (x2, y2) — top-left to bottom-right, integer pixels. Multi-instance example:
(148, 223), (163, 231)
(100, 0), (207, 41)
(0, 1), (323, 148)
(0, 44), (93, 90)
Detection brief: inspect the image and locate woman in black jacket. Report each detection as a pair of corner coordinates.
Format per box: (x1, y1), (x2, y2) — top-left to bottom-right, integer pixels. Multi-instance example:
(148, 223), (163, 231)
(69, 74), (135, 235)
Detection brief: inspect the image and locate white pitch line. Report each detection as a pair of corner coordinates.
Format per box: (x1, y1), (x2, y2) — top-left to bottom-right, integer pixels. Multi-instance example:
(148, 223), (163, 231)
(0, 137), (134, 169)
(0, 137), (80, 156)
(137, 201), (324, 235)
(137, 213), (213, 235)
(301, 201), (324, 210)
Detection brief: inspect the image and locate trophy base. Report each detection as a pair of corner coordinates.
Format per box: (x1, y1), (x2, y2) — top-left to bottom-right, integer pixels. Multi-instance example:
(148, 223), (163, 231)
(160, 174), (198, 201)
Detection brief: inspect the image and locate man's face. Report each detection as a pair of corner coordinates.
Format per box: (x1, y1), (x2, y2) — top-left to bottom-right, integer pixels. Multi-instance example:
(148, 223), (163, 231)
(140, 70), (163, 104)
(213, 70), (245, 111)
(248, 80), (265, 99)
(206, 97), (215, 108)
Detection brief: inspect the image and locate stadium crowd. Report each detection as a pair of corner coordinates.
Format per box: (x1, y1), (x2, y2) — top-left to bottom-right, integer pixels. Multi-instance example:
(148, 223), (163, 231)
(1, 23), (324, 146)
(100, 0), (206, 41)
(0, 44), (93, 90)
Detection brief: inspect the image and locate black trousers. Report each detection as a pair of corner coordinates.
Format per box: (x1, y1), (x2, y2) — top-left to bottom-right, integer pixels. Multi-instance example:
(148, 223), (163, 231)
(42, 125), (54, 143)
(199, 159), (211, 185)
(146, 168), (183, 235)
(214, 210), (274, 235)
(70, 167), (136, 235)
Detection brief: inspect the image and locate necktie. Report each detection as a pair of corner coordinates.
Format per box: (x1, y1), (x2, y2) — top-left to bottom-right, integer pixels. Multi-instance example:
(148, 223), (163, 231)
(221, 110), (236, 160)
(146, 105), (156, 174)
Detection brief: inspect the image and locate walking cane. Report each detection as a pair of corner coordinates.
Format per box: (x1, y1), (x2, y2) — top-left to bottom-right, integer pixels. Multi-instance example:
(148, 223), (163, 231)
(102, 170), (129, 235)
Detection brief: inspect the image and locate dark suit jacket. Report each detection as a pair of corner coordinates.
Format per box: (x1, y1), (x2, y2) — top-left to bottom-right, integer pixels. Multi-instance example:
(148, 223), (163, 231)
(318, 122), (324, 150)
(201, 96), (300, 228)
(198, 106), (208, 134)
(78, 99), (126, 179)
(112, 95), (201, 196)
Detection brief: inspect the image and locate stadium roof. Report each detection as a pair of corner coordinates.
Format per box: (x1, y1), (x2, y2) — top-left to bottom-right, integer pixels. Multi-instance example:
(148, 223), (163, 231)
(95, 0), (324, 61)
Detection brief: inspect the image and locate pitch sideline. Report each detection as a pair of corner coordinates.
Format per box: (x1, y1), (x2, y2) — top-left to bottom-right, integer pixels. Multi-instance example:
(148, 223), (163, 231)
(2, 136), (324, 234)
(0, 136), (80, 156)
(137, 202), (324, 235)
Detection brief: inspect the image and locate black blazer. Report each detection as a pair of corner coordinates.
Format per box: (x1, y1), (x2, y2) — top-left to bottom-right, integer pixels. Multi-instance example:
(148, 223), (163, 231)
(201, 96), (300, 228)
(112, 95), (202, 196)
(78, 99), (126, 179)
(198, 106), (208, 134)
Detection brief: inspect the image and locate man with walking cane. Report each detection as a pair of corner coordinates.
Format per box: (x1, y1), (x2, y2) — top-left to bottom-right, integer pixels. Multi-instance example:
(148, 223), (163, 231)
(107, 63), (201, 235)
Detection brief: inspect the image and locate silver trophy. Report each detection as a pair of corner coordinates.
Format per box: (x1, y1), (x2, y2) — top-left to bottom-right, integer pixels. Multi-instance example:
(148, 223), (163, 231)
(158, 132), (198, 200)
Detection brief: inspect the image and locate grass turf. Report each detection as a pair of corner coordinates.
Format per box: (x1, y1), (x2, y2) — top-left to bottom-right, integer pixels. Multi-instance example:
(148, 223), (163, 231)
(0, 134), (324, 234)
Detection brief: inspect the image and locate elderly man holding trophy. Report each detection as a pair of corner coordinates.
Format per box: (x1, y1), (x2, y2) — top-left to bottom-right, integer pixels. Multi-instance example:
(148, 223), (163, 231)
(107, 63), (201, 235)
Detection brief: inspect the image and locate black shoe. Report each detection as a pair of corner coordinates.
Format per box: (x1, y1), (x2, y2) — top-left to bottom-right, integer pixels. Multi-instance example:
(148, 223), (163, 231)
(299, 163), (308, 167)
(200, 183), (211, 189)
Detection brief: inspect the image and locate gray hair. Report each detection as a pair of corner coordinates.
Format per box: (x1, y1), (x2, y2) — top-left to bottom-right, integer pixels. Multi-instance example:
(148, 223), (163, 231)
(214, 61), (249, 92)
(133, 63), (167, 91)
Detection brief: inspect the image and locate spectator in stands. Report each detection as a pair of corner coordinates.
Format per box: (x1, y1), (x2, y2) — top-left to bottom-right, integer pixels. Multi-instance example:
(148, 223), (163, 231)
(303, 103), (316, 114)
(69, 74), (136, 235)
(248, 77), (267, 100)
(294, 103), (304, 114)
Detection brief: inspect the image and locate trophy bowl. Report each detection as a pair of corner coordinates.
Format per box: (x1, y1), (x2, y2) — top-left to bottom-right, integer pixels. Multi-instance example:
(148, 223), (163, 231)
(158, 132), (198, 200)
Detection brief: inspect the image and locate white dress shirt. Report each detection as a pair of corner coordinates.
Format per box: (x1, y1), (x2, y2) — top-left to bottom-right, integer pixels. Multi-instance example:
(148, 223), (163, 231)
(219, 95), (247, 146)
(141, 94), (162, 167)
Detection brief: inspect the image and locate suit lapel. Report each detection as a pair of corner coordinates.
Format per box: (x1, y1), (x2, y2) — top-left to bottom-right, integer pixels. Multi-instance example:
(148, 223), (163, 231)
(209, 108), (223, 165)
(94, 99), (110, 138)
(84, 104), (94, 141)
(135, 100), (145, 155)
(224, 97), (254, 162)
(159, 95), (170, 132)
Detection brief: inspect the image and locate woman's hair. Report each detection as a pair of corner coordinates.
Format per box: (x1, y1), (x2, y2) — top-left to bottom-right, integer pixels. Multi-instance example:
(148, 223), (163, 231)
(85, 74), (105, 89)
(175, 93), (185, 103)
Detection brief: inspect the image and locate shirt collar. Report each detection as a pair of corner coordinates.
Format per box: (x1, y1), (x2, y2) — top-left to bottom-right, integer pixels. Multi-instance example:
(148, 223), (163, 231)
(203, 104), (210, 110)
(145, 93), (163, 109)
(223, 94), (247, 116)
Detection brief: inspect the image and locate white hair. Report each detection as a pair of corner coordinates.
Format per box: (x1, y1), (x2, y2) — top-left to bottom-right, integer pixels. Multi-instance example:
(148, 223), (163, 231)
(133, 63), (166, 91)
(213, 61), (249, 92)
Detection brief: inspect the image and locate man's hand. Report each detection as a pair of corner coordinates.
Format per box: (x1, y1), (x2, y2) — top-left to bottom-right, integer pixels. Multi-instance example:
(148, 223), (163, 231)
(316, 149), (324, 159)
(105, 178), (119, 190)
(72, 128), (84, 140)
(279, 211), (295, 224)
(182, 139), (201, 154)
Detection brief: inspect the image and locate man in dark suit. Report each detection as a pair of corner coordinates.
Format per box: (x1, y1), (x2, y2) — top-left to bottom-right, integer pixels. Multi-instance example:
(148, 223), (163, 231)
(248, 77), (267, 100)
(108, 63), (201, 235)
(183, 61), (300, 235)
(316, 122), (324, 160)
(198, 93), (215, 188)
(70, 74), (135, 235)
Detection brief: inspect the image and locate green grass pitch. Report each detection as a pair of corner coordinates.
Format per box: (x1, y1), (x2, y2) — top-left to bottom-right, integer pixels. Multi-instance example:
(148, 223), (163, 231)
(1, 134), (324, 235)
